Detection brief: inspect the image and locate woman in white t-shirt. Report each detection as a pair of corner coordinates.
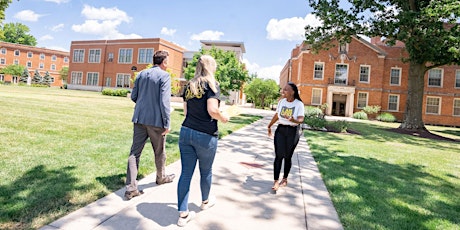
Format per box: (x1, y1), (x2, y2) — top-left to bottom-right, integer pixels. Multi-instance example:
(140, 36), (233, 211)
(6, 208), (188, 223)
(267, 82), (305, 191)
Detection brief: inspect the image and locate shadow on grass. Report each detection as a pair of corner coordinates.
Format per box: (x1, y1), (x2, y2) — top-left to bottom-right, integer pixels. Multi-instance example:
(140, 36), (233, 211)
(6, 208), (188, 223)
(306, 128), (460, 229)
(0, 165), (82, 230)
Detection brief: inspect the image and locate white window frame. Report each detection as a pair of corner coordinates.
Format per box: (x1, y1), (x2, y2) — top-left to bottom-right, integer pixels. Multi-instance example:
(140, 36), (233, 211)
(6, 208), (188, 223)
(454, 99), (460, 116)
(51, 64), (56, 70)
(357, 92), (368, 108)
(311, 88), (322, 105)
(27, 61), (32, 68)
(14, 59), (19, 65)
(27, 52), (33, 58)
(118, 48), (133, 64)
(116, 73), (131, 88)
(425, 96), (441, 115)
(388, 94), (400, 111)
(427, 68), (443, 87)
(0, 74), (4, 81)
(0, 58), (5, 64)
(71, 72), (83, 85)
(73, 49), (85, 63)
(1, 48), (6, 55)
(64, 57), (69, 63)
(359, 65), (371, 83)
(390, 67), (401, 86)
(455, 70), (460, 88)
(86, 72), (99, 86)
(334, 64), (348, 85)
(40, 53), (45, 60)
(88, 49), (101, 63)
(313, 62), (324, 80)
(138, 48), (154, 64)
(39, 63), (44, 69)
(51, 55), (57, 61)
(14, 50), (20, 56)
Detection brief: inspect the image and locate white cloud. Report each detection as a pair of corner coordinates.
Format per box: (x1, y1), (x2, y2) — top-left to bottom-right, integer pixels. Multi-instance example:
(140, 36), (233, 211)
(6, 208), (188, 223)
(190, 30), (224, 41)
(243, 58), (282, 83)
(44, 0), (70, 3)
(161, 27), (176, 36)
(266, 13), (321, 41)
(81, 5), (131, 22)
(39, 35), (54, 41)
(51, 23), (64, 32)
(72, 5), (140, 39)
(14, 10), (43, 22)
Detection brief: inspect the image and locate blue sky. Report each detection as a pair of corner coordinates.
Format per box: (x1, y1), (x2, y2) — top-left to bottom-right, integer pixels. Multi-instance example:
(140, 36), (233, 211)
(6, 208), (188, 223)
(4, 0), (322, 82)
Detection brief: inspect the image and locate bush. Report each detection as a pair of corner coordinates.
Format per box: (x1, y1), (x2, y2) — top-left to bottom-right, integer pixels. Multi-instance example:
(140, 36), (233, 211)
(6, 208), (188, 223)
(327, 120), (349, 133)
(304, 105), (327, 130)
(102, 88), (130, 97)
(363, 105), (381, 115)
(353, 111), (368, 120)
(377, 112), (396, 122)
(305, 106), (323, 118)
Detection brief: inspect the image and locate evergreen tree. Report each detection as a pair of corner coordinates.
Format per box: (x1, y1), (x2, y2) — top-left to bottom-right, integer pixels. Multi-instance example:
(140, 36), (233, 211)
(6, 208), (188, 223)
(43, 71), (51, 86)
(20, 67), (29, 83)
(32, 70), (42, 84)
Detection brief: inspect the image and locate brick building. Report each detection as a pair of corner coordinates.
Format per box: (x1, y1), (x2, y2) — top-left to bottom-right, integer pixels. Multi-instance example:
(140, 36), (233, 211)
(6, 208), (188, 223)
(281, 36), (460, 127)
(67, 38), (185, 91)
(0, 41), (70, 87)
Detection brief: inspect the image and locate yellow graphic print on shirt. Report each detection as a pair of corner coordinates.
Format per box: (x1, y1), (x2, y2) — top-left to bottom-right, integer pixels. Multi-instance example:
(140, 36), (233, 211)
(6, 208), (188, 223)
(184, 86), (204, 100)
(280, 106), (295, 119)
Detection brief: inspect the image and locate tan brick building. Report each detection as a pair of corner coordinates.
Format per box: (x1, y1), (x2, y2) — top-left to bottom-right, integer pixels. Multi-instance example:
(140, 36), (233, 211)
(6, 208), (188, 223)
(281, 36), (460, 127)
(67, 38), (185, 91)
(0, 41), (70, 87)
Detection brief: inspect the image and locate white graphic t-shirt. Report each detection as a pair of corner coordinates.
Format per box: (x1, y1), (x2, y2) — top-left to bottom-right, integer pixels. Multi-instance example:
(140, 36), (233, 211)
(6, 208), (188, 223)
(276, 98), (305, 126)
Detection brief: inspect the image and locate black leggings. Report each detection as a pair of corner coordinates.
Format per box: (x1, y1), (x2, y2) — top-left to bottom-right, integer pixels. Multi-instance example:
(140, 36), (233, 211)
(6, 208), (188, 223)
(273, 124), (300, 181)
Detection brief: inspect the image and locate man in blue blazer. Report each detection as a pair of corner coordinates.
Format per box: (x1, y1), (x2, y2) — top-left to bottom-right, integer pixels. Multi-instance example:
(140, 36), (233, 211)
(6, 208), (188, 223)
(125, 50), (175, 200)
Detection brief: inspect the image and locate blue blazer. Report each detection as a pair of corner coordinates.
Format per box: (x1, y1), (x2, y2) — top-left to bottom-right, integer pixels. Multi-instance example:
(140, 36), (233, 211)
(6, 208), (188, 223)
(131, 66), (171, 129)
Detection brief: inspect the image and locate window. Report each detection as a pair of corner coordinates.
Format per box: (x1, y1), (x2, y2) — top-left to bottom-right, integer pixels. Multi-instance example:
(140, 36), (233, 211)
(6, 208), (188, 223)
(1, 48), (6, 54)
(105, 77), (112, 87)
(454, 99), (460, 116)
(71, 72), (83, 85)
(0, 74), (4, 81)
(388, 95), (399, 111)
(27, 61), (32, 68)
(39, 63), (44, 69)
(428, 68), (442, 87)
(426, 97), (441, 115)
(14, 59), (19, 65)
(357, 92), (368, 108)
(86, 72), (99, 86)
(27, 52), (33, 58)
(334, 64), (348, 85)
(1, 58), (5, 65)
(14, 50), (20, 56)
(64, 57), (69, 63)
(359, 65), (370, 83)
(455, 70), (460, 88)
(40, 53), (45, 60)
(339, 43), (347, 53)
(118, 48), (133, 63)
(116, 73), (131, 88)
(88, 49), (101, 63)
(313, 62), (324, 80)
(390, 68), (401, 85)
(311, 88), (322, 105)
(107, 53), (114, 62)
(51, 55), (57, 61)
(51, 64), (56, 70)
(73, 49), (85, 63)
(138, 48), (154, 64)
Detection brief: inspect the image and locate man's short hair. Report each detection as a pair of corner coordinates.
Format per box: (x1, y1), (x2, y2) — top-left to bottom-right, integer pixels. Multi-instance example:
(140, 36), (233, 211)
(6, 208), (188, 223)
(153, 50), (169, 65)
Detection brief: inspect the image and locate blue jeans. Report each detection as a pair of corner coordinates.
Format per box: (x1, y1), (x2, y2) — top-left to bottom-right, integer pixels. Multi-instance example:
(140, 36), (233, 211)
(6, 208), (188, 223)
(177, 126), (218, 212)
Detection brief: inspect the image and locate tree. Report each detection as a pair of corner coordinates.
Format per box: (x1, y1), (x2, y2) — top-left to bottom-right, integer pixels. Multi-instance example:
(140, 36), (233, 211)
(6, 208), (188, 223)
(0, 64), (24, 77)
(32, 70), (42, 84)
(244, 77), (280, 109)
(59, 66), (68, 84)
(0, 0), (13, 27)
(20, 67), (29, 83)
(183, 47), (250, 96)
(304, 0), (460, 130)
(43, 71), (51, 86)
(0, 22), (37, 46)
(131, 64), (181, 95)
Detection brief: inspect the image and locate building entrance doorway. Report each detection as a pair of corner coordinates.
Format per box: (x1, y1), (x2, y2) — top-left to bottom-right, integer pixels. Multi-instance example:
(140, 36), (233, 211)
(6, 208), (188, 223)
(332, 94), (347, 116)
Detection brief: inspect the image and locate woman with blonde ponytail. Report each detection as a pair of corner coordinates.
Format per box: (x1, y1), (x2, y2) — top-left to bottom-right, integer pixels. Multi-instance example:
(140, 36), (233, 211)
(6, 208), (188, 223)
(176, 55), (229, 227)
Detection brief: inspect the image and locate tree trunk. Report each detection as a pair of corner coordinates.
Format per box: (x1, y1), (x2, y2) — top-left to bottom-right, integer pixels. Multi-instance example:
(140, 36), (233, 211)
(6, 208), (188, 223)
(399, 62), (427, 130)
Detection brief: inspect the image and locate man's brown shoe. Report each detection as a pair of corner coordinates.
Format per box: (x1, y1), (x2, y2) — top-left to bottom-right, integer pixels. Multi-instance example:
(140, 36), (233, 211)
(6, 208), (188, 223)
(156, 174), (176, 185)
(124, 189), (144, 200)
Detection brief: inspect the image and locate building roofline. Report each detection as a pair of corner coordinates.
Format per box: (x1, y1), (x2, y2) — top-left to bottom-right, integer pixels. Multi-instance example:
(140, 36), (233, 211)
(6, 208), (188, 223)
(200, 40), (246, 53)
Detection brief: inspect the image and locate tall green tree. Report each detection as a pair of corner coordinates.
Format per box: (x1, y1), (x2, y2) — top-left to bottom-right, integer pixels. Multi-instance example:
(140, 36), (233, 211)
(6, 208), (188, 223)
(183, 47), (250, 96)
(20, 67), (29, 83)
(304, 0), (460, 130)
(0, 64), (24, 77)
(0, 22), (37, 46)
(32, 70), (42, 84)
(59, 66), (68, 84)
(43, 71), (51, 86)
(244, 77), (280, 109)
(0, 0), (13, 26)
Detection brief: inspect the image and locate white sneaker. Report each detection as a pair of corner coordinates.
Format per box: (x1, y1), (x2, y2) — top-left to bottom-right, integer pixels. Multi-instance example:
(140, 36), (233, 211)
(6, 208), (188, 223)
(177, 211), (196, 227)
(200, 196), (216, 210)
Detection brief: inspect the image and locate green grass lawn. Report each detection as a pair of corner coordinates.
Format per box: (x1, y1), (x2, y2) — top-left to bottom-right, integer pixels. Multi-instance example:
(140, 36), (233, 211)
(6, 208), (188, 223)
(0, 85), (261, 229)
(305, 120), (460, 230)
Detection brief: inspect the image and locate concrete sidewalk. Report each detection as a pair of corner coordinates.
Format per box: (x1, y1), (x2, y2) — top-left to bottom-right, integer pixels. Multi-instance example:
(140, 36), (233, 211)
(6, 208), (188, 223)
(40, 107), (343, 230)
